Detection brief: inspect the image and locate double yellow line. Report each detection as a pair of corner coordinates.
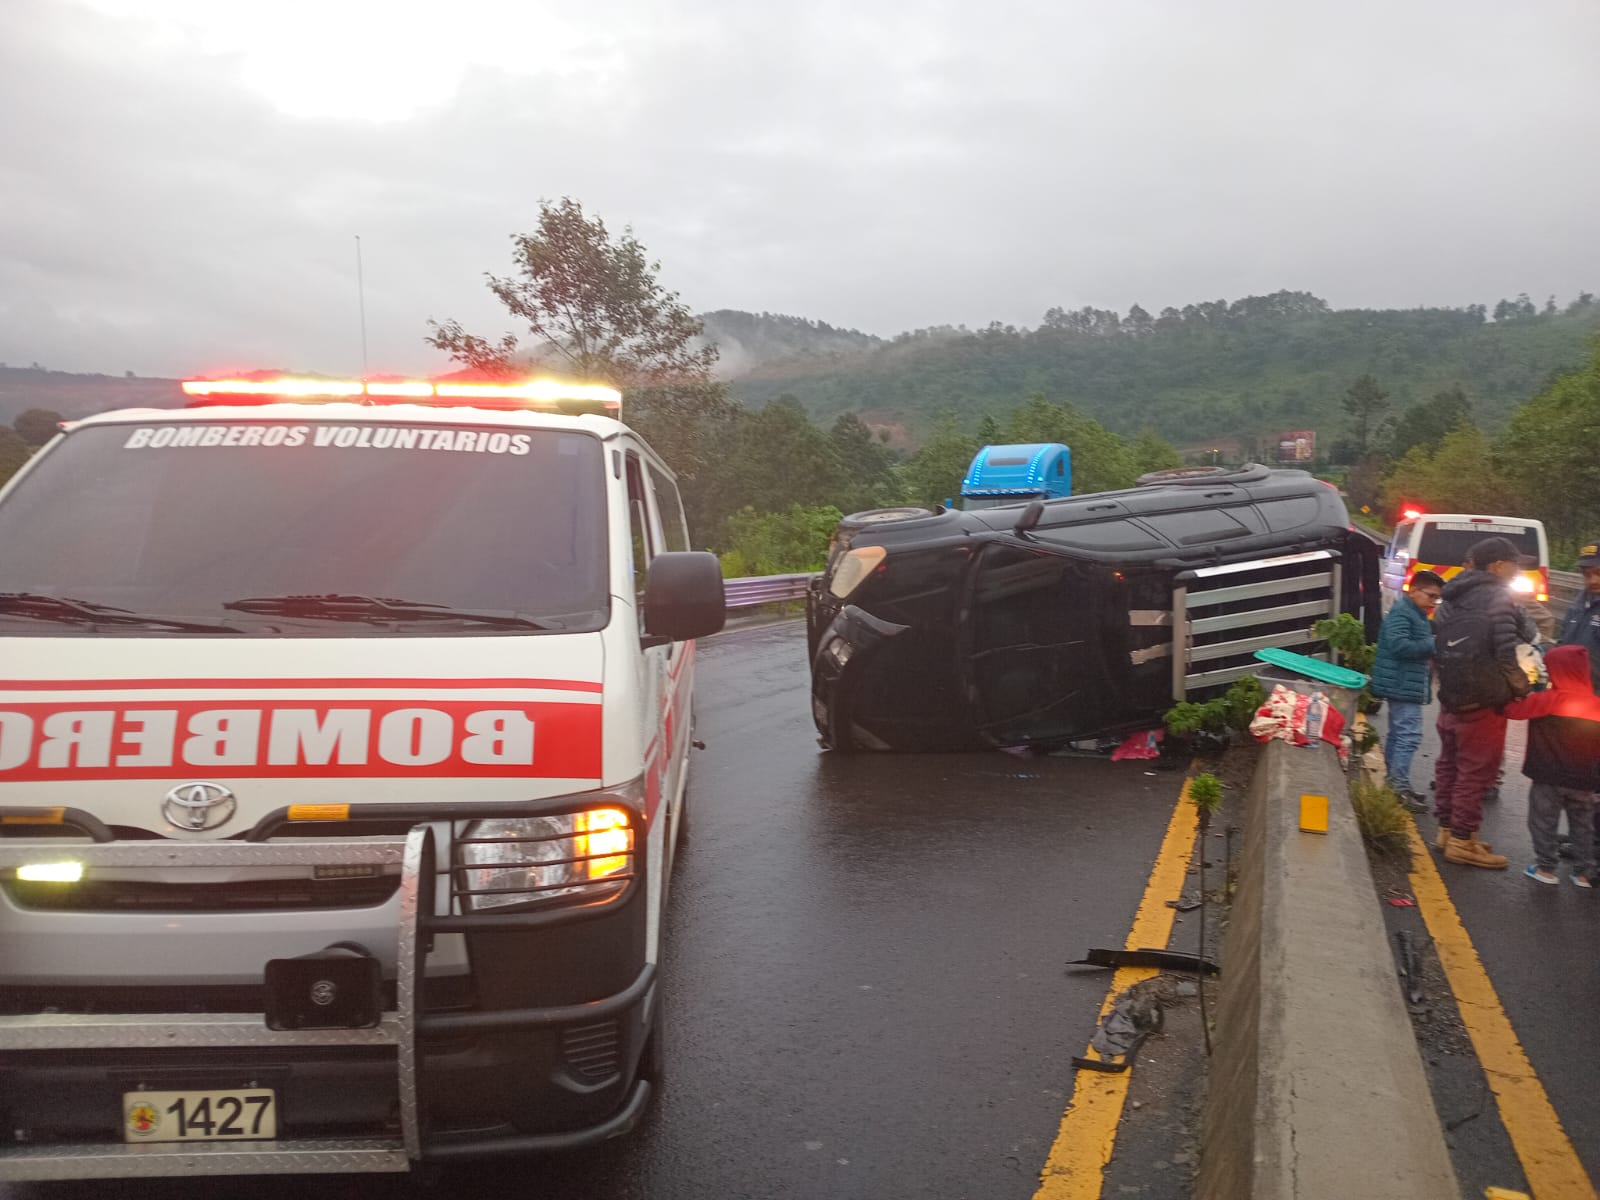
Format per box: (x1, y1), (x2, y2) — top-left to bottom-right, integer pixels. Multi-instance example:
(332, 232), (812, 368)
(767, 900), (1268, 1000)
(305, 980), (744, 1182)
(1406, 822), (1596, 1198)
(1033, 776), (1201, 1198)
(1032, 783), (1597, 1199)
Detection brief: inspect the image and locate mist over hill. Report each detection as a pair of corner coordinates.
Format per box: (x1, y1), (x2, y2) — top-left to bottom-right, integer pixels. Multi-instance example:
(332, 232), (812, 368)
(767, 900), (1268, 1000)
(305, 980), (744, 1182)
(7, 290), (1598, 458)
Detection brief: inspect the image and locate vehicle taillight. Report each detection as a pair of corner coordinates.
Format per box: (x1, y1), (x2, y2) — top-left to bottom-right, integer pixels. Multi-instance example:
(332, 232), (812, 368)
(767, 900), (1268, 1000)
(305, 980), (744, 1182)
(1401, 558), (1420, 592)
(1537, 566), (1549, 604)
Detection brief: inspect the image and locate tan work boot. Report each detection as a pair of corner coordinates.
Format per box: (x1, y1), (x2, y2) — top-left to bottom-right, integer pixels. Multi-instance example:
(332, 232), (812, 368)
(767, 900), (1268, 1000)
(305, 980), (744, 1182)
(1444, 835), (1508, 869)
(1435, 827), (1493, 852)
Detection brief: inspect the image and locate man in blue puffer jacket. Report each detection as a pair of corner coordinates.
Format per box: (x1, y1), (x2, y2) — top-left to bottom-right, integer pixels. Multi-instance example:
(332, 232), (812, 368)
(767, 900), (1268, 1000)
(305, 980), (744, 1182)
(1372, 570), (1445, 806)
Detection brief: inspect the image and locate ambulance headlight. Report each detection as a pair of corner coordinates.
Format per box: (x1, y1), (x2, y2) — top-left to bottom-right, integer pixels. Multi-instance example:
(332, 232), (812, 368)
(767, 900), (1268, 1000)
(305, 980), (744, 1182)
(455, 808), (634, 912)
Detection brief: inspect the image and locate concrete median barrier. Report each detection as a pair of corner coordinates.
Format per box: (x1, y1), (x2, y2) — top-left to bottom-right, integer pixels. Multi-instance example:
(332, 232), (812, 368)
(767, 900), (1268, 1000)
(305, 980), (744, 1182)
(1197, 711), (1459, 1198)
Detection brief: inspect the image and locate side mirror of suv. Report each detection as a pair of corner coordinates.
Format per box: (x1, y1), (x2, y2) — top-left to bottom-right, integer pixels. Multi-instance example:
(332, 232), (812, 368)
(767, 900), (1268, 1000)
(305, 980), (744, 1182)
(641, 552), (726, 646)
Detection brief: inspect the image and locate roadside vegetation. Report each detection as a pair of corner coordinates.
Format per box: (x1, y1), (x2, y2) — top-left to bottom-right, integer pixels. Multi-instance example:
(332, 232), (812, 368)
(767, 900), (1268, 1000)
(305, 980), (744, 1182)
(1350, 780), (1413, 862)
(4, 196), (1593, 574)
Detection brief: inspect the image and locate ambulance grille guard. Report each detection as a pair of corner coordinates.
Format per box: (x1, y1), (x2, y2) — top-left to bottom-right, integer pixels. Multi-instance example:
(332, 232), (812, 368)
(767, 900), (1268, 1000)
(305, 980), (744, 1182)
(0, 801), (653, 1180)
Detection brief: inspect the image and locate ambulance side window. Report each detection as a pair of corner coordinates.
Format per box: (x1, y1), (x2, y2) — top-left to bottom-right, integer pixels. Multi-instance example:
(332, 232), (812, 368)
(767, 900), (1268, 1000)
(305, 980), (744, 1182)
(625, 452), (656, 600)
(1388, 521), (1412, 559)
(648, 463), (690, 553)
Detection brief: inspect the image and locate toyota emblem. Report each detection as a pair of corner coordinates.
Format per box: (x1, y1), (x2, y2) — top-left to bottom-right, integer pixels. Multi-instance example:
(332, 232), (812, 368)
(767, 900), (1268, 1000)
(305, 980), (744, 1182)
(162, 782), (238, 831)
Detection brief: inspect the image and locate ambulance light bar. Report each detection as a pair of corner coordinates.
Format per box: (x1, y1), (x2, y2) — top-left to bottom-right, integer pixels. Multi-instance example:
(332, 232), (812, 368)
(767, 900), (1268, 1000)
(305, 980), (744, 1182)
(182, 377), (623, 415)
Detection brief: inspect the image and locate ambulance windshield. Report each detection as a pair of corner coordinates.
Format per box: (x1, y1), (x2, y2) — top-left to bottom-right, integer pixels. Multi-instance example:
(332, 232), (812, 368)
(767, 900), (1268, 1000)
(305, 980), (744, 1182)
(0, 421), (611, 636)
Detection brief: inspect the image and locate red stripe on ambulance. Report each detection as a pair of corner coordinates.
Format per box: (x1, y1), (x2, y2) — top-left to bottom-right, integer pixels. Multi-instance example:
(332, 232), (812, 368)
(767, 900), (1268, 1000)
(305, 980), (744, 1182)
(0, 700), (601, 781)
(0, 677), (603, 694)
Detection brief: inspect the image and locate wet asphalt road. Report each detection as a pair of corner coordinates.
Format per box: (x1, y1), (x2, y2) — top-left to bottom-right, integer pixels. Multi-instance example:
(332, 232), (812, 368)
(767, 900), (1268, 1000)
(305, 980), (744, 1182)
(5, 619), (1191, 1200)
(1406, 710), (1600, 1186)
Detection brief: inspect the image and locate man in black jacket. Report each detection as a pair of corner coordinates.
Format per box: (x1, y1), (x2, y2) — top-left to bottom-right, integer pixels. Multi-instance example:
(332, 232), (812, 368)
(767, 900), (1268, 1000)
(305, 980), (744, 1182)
(1431, 536), (1532, 868)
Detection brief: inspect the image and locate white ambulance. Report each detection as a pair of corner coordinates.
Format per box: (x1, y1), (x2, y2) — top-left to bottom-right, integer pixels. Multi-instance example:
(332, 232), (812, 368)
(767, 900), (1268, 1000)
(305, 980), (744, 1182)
(0, 376), (724, 1180)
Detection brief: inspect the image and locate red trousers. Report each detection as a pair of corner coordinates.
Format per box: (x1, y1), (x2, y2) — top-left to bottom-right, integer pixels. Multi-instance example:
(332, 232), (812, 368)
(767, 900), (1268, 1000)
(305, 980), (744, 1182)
(1433, 708), (1507, 837)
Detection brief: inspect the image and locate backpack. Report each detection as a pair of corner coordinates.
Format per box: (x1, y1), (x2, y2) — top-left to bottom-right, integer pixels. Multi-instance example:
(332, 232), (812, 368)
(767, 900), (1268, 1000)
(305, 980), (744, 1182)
(1435, 583), (1524, 713)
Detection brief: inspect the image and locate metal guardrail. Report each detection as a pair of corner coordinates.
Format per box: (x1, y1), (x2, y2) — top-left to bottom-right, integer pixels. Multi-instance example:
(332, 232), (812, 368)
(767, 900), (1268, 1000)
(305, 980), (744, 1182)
(1549, 570), (1582, 609)
(722, 573), (817, 610)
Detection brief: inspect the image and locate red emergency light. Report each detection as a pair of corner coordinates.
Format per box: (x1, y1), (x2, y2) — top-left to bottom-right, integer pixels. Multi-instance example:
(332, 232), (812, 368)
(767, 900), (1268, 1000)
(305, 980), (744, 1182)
(181, 376), (623, 415)
(1401, 506), (1424, 520)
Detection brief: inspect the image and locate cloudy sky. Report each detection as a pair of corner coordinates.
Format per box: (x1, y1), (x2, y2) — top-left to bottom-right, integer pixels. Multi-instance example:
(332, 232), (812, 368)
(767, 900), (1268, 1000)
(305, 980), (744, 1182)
(2, 0), (1598, 378)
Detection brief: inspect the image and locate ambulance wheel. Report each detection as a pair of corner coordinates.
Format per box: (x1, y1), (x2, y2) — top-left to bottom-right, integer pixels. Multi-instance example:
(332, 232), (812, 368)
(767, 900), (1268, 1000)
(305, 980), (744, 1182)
(675, 788), (691, 843)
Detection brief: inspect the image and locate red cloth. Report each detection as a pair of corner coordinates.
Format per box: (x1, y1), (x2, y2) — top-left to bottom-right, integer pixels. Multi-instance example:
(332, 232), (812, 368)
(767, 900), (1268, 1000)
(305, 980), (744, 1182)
(1249, 685), (1349, 759)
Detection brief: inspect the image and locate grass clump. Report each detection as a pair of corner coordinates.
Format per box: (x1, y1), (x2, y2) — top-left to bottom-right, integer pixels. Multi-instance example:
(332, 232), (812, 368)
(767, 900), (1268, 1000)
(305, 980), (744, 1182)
(1350, 779), (1412, 861)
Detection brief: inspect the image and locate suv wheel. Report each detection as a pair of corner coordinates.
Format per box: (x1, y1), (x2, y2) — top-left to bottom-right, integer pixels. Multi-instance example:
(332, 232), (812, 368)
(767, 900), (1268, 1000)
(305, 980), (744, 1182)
(838, 506), (935, 530)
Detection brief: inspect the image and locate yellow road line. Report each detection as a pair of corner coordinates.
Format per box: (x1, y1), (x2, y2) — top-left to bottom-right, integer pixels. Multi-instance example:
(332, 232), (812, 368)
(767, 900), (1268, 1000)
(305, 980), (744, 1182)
(1034, 774), (1202, 1200)
(1406, 822), (1597, 1198)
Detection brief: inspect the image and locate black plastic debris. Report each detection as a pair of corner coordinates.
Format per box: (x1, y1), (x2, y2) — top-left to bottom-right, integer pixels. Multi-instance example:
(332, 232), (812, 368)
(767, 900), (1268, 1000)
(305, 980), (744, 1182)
(1073, 982), (1165, 1073)
(1066, 947), (1219, 976)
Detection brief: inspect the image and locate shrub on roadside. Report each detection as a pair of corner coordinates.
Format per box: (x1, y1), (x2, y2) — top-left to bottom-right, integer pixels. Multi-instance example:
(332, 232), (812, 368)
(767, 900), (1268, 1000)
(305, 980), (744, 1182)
(1164, 676), (1268, 743)
(1350, 779), (1412, 862)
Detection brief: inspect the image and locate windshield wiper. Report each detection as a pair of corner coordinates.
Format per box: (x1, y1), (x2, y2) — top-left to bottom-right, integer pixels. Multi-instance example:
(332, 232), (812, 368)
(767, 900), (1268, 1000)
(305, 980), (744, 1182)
(222, 594), (554, 630)
(0, 592), (242, 633)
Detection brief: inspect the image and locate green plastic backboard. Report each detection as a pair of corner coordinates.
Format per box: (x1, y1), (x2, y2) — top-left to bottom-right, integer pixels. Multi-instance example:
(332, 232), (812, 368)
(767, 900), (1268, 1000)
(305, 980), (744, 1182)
(1253, 647), (1368, 690)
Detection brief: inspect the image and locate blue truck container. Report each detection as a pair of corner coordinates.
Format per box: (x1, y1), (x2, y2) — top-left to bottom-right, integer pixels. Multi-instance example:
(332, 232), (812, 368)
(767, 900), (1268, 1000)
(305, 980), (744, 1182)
(959, 443), (1072, 509)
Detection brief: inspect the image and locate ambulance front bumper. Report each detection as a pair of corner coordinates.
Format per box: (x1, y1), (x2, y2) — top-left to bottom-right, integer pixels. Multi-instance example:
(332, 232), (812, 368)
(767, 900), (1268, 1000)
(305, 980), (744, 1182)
(0, 799), (656, 1179)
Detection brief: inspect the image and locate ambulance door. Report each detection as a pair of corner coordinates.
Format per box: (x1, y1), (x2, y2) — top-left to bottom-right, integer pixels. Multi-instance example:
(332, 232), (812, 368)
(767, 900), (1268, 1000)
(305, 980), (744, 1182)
(645, 459), (694, 858)
(622, 448), (672, 918)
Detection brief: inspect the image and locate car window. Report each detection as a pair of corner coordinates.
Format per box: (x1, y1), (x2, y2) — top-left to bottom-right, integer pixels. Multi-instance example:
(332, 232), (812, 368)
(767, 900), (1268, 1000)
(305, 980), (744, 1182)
(625, 451), (657, 600)
(1416, 521), (1540, 566)
(0, 422), (610, 635)
(1388, 521), (1413, 558)
(648, 462), (690, 552)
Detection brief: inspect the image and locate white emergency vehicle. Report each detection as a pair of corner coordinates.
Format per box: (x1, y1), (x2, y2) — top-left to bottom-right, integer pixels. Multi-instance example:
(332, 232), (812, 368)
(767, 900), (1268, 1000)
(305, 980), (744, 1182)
(0, 375), (724, 1180)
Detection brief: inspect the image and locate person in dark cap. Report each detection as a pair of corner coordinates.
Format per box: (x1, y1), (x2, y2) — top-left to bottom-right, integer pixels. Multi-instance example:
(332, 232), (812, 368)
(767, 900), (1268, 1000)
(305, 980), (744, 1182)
(1557, 540), (1600, 692)
(1430, 535), (1532, 868)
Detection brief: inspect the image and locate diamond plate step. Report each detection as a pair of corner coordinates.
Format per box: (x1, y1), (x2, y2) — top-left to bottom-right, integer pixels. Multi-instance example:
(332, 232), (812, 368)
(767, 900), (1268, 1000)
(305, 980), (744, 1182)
(0, 1137), (409, 1180)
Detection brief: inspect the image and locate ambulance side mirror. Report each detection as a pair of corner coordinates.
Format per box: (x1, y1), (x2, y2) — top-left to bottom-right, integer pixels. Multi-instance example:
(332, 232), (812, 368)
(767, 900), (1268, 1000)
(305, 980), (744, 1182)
(641, 551), (726, 647)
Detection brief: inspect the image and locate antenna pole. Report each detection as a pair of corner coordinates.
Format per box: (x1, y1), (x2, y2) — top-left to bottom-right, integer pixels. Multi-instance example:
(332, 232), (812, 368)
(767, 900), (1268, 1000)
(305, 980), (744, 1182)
(355, 235), (369, 378)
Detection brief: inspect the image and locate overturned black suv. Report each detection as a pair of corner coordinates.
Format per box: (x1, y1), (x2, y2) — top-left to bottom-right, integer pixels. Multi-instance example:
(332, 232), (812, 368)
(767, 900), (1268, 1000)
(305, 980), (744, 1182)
(806, 465), (1381, 752)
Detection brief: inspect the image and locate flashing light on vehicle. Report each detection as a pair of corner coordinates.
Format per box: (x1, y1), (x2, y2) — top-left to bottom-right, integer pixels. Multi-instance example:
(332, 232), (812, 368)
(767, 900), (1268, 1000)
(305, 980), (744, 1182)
(1401, 556), (1421, 592)
(1511, 574), (1534, 594)
(456, 808), (634, 911)
(577, 807), (632, 879)
(181, 376), (623, 415)
(16, 861), (84, 883)
(183, 378), (365, 398)
(1402, 507), (1424, 521)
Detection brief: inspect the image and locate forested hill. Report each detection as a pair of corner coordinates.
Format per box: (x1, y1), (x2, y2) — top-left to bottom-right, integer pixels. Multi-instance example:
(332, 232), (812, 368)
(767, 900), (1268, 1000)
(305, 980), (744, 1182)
(699, 310), (882, 377)
(721, 291), (1600, 448)
(0, 367), (181, 424)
